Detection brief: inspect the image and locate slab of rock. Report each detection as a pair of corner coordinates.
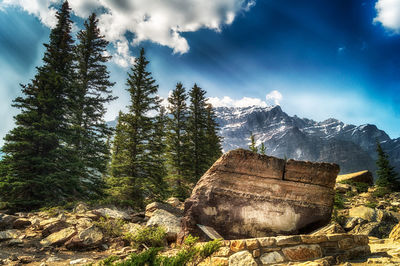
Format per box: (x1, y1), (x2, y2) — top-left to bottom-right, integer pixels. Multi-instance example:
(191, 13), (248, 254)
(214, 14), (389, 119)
(336, 170), (374, 185)
(282, 244), (322, 261)
(40, 227), (76, 246)
(180, 149), (339, 240)
(228, 250), (257, 266)
(65, 226), (103, 250)
(92, 208), (130, 220)
(260, 251), (286, 265)
(311, 222), (345, 235)
(390, 222), (400, 241)
(0, 229), (22, 241)
(147, 209), (181, 241)
(145, 202), (183, 218)
(0, 214), (17, 230)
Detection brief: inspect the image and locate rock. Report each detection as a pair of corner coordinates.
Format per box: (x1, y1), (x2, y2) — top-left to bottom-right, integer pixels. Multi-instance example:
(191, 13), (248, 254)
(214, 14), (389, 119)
(166, 197), (183, 208)
(146, 209), (181, 241)
(228, 250), (257, 266)
(65, 226), (103, 249)
(311, 222), (345, 235)
(123, 223), (143, 235)
(260, 251), (286, 265)
(42, 219), (68, 237)
(73, 202), (89, 213)
(349, 206), (377, 222)
(76, 218), (93, 231)
(0, 229), (22, 240)
(343, 217), (367, 231)
(350, 210), (399, 238)
(92, 208), (130, 220)
(282, 244), (322, 261)
(179, 149), (339, 240)
(336, 170), (374, 185)
(389, 222), (400, 241)
(335, 183), (352, 193)
(70, 258), (88, 265)
(12, 218), (31, 229)
(40, 227), (76, 246)
(0, 214), (17, 230)
(230, 240), (246, 252)
(145, 202), (183, 218)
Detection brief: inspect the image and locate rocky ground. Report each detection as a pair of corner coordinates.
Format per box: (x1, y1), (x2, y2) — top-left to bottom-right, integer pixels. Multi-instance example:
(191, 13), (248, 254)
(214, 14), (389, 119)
(1, 178), (400, 265)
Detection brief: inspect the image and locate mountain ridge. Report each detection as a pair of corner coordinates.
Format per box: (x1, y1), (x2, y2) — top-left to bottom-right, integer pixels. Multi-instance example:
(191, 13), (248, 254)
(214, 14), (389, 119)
(214, 105), (400, 175)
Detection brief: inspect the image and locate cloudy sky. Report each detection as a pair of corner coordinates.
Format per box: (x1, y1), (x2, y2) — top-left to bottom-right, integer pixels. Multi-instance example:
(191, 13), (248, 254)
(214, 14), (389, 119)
(1, 0), (400, 145)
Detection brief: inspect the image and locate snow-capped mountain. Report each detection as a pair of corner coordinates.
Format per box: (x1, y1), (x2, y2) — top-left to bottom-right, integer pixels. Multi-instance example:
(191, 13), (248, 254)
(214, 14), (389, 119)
(215, 105), (400, 175)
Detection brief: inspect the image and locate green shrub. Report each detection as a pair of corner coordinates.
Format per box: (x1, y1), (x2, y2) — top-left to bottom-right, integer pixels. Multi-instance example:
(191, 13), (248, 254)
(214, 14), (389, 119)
(340, 180), (370, 193)
(334, 192), (346, 209)
(94, 216), (125, 237)
(365, 201), (377, 209)
(125, 226), (167, 248)
(113, 235), (222, 266)
(345, 191), (357, 198)
(373, 186), (391, 198)
(99, 255), (120, 266)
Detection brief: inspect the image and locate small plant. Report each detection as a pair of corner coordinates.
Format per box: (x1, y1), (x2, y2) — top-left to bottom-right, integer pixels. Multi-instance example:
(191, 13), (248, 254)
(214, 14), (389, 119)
(334, 192), (346, 210)
(94, 216), (125, 237)
(365, 201), (378, 209)
(373, 186), (391, 198)
(125, 226), (167, 248)
(345, 191), (357, 198)
(99, 255), (120, 266)
(340, 180), (370, 193)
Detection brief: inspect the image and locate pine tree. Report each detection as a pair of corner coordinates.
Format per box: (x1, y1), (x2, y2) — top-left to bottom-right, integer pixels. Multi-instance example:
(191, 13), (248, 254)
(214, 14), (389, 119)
(166, 83), (190, 198)
(0, 1), (77, 210)
(109, 48), (160, 208)
(249, 133), (258, 153)
(146, 106), (168, 201)
(376, 142), (400, 191)
(72, 13), (116, 196)
(186, 84), (209, 182)
(260, 142), (266, 155)
(205, 103), (222, 166)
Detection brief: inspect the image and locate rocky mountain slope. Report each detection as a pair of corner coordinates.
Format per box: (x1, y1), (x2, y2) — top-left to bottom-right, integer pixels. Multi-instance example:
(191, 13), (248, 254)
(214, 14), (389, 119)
(215, 105), (400, 175)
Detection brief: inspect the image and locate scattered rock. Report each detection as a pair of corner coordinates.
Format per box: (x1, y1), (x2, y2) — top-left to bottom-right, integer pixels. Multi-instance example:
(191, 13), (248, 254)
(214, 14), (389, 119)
(40, 227), (76, 246)
(260, 251), (286, 265)
(12, 218), (31, 229)
(146, 209), (181, 241)
(336, 170), (374, 185)
(145, 202), (183, 218)
(228, 250), (257, 266)
(0, 229), (22, 241)
(335, 183), (352, 193)
(282, 244), (322, 261)
(65, 226), (103, 249)
(389, 222), (400, 241)
(92, 208), (130, 220)
(69, 258), (88, 265)
(73, 202), (89, 213)
(311, 222), (345, 235)
(180, 149), (339, 240)
(0, 214), (17, 230)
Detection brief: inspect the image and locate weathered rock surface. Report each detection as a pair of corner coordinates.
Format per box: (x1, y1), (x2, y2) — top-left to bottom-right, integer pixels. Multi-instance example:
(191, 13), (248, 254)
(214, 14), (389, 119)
(147, 209), (181, 241)
(389, 222), (400, 241)
(336, 170), (374, 185)
(228, 250), (257, 265)
(92, 208), (130, 220)
(40, 227), (77, 246)
(180, 149), (339, 240)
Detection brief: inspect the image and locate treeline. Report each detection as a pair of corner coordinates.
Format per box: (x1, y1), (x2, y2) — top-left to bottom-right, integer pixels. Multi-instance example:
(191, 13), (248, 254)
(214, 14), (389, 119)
(0, 2), (222, 211)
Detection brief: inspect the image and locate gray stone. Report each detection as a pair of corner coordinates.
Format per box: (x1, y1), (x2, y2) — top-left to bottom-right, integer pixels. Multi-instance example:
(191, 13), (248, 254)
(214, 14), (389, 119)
(228, 250), (257, 266)
(0, 229), (22, 241)
(260, 251), (285, 265)
(93, 208), (130, 220)
(147, 209), (181, 241)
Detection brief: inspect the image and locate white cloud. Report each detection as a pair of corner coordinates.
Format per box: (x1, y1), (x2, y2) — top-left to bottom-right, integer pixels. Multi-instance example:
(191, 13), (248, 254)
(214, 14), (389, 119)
(374, 0), (400, 33)
(207, 96), (268, 108)
(266, 90), (282, 105)
(1, 0), (255, 67)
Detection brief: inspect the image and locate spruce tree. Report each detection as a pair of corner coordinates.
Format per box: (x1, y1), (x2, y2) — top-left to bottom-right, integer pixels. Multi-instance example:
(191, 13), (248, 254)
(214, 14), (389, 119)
(186, 84), (209, 182)
(146, 106), (168, 201)
(249, 133), (258, 153)
(376, 142), (400, 191)
(205, 103), (222, 166)
(109, 48), (160, 208)
(166, 83), (190, 198)
(0, 1), (77, 210)
(72, 13), (116, 196)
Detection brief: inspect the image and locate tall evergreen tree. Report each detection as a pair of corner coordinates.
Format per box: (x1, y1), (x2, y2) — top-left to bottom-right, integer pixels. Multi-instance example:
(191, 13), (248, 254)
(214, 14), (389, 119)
(0, 1), (77, 210)
(72, 13), (116, 196)
(205, 103), (222, 166)
(186, 84), (209, 182)
(166, 83), (190, 198)
(146, 106), (168, 201)
(109, 48), (160, 208)
(376, 142), (400, 191)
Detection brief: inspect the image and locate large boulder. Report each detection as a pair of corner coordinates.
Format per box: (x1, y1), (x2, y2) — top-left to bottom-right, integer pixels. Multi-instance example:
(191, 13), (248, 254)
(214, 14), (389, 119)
(180, 149), (339, 240)
(336, 170), (374, 185)
(147, 209), (181, 241)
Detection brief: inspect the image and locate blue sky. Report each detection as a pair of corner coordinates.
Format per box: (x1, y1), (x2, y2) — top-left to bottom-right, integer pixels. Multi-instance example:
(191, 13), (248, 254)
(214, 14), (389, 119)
(1, 0), (400, 145)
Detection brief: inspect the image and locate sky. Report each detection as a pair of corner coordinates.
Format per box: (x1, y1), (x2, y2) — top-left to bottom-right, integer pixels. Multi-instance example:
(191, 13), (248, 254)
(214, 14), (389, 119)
(1, 0), (400, 146)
